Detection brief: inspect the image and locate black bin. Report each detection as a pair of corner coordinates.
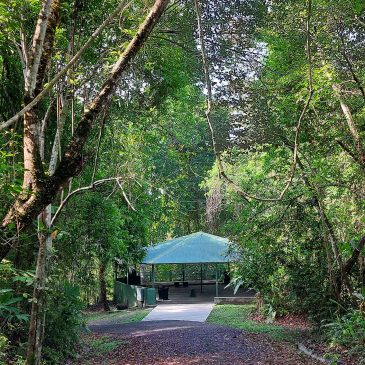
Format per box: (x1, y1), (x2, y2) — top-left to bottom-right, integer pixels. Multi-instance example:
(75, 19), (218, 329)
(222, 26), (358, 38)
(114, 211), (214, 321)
(158, 286), (169, 300)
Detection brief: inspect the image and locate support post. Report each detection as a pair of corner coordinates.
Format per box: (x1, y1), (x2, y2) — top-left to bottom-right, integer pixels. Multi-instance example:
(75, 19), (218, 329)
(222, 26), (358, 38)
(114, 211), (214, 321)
(200, 264), (203, 293)
(152, 264), (155, 288)
(215, 264), (218, 297)
(182, 264), (185, 282)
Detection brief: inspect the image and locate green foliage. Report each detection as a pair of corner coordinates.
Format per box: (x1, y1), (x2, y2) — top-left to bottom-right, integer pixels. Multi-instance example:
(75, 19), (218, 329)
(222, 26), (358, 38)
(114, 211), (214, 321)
(0, 334), (9, 365)
(201, 3), (365, 360)
(1, 0), (365, 363)
(53, 192), (146, 303)
(325, 309), (365, 359)
(0, 135), (23, 221)
(0, 261), (32, 323)
(0, 261), (33, 363)
(42, 284), (85, 364)
(0, 289), (28, 323)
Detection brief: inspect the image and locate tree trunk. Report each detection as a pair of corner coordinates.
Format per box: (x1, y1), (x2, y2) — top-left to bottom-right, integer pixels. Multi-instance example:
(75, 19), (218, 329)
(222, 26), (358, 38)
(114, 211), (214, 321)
(296, 157), (343, 298)
(99, 261), (110, 312)
(26, 210), (50, 365)
(360, 254), (365, 287)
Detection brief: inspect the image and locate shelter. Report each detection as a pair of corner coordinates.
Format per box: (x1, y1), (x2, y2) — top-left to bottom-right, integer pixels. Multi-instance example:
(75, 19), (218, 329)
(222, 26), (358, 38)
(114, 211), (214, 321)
(141, 231), (234, 296)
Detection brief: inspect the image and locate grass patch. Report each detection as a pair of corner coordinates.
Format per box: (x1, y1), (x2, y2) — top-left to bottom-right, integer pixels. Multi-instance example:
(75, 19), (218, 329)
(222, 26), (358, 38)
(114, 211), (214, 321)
(76, 334), (126, 364)
(85, 308), (150, 325)
(207, 304), (301, 342)
(88, 336), (122, 353)
(74, 308), (149, 364)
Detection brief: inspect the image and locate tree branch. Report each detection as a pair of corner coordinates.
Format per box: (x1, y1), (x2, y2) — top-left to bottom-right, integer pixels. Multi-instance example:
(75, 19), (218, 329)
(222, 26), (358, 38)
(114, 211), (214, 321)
(25, 0), (53, 97)
(333, 83), (365, 167)
(343, 235), (365, 275)
(194, 0), (313, 203)
(0, 1), (131, 131)
(51, 177), (125, 225)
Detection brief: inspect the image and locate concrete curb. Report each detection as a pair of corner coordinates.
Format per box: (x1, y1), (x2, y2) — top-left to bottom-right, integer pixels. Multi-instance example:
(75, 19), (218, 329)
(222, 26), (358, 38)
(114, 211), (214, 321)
(298, 343), (330, 364)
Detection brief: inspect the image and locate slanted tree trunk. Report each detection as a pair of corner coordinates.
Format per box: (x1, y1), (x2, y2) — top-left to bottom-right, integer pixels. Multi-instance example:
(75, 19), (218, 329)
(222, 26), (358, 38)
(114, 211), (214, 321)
(359, 254), (365, 287)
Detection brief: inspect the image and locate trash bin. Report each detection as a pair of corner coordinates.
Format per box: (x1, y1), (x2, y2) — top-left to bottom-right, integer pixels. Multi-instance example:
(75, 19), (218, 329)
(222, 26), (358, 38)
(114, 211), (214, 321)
(144, 287), (156, 306)
(136, 287), (144, 307)
(158, 286), (169, 300)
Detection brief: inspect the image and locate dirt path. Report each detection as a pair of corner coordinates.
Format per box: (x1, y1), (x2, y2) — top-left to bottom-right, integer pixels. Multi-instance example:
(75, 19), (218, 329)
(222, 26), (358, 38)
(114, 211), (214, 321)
(83, 320), (321, 365)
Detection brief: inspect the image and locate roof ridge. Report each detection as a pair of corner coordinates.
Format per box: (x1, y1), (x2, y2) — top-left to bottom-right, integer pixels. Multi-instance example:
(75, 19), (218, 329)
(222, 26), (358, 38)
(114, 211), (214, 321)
(142, 231), (232, 264)
(146, 233), (193, 263)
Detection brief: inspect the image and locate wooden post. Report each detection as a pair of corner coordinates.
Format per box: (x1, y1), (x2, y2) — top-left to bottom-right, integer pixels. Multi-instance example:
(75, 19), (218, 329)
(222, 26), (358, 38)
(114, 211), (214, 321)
(182, 264), (185, 282)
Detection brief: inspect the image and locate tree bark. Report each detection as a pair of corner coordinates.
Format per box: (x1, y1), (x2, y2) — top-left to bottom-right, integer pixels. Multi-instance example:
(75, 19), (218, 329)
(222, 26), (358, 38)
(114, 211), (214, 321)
(26, 212), (49, 365)
(25, 0), (53, 97)
(34, 0), (61, 96)
(360, 254), (365, 287)
(333, 84), (365, 167)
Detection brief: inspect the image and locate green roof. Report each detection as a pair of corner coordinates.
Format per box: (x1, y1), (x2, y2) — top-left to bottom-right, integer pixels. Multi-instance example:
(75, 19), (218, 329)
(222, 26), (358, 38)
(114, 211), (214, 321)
(142, 232), (233, 264)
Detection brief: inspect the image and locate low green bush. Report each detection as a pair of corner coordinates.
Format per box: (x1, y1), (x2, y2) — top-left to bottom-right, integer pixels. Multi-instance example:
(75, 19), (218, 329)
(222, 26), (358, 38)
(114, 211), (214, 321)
(0, 261), (33, 364)
(325, 308), (365, 359)
(42, 283), (85, 364)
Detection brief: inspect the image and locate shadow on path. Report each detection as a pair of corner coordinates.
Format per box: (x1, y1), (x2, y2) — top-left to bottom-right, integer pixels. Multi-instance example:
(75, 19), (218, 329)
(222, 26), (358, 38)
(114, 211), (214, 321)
(86, 320), (320, 365)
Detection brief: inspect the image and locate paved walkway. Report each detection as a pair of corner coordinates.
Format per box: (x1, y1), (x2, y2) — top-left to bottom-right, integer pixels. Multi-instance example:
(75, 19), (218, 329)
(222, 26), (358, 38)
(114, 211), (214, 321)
(142, 303), (214, 322)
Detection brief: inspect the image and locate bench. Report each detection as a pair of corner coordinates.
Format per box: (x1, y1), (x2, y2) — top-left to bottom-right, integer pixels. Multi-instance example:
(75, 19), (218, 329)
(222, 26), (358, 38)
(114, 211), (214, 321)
(173, 281), (189, 287)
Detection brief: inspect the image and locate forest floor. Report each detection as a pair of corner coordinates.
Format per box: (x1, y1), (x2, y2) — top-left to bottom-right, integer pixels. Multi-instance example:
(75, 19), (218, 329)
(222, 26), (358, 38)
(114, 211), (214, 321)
(67, 305), (358, 365)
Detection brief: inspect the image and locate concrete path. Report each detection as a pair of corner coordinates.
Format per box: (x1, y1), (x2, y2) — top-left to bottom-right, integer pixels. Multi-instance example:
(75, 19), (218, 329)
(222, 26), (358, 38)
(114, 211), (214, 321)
(142, 303), (214, 322)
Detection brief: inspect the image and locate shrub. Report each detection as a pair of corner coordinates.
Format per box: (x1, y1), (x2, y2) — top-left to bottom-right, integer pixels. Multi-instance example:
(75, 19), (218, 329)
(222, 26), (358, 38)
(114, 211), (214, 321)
(42, 283), (85, 364)
(0, 261), (32, 363)
(325, 308), (365, 359)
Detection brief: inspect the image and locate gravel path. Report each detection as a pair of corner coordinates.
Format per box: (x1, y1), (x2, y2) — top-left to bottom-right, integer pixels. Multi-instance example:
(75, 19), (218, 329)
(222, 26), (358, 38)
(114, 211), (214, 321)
(86, 320), (321, 365)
